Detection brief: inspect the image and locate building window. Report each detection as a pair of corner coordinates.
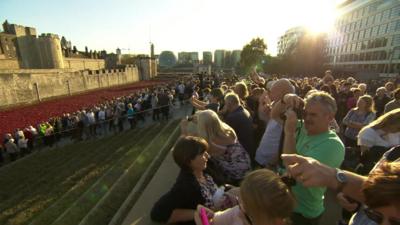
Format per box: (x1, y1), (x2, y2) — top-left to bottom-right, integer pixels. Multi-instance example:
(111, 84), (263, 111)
(372, 26), (379, 36)
(362, 41), (368, 49)
(367, 16), (374, 26)
(396, 20), (400, 31)
(375, 12), (382, 23)
(366, 52), (371, 60)
(393, 48), (400, 59)
(361, 7), (366, 16)
(390, 5), (400, 18)
(363, 18), (368, 28)
(380, 51), (387, 60)
(379, 23), (388, 35)
(392, 34), (400, 46)
(356, 42), (361, 50)
(360, 52), (365, 61)
(382, 9), (390, 21)
(388, 21), (396, 32)
(365, 28), (372, 38)
(383, 37), (388, 47)
(368, 40), (374, 49)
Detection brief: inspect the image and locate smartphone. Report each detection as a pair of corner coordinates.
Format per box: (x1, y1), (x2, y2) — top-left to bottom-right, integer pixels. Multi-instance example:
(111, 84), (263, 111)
(200, 208), (210, 225)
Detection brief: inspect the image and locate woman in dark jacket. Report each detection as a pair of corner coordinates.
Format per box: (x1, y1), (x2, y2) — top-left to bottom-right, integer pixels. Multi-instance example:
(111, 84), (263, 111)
(151, 136), (234, 225)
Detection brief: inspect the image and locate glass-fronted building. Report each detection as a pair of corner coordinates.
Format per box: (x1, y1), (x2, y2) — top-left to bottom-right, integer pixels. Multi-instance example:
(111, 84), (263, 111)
(277, 26), (307, 56)
(326, 0), (400, 75)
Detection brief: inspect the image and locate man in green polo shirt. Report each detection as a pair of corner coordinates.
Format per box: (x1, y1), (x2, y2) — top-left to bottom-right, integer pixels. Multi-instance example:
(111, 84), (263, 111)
(275, 91), (345, 225)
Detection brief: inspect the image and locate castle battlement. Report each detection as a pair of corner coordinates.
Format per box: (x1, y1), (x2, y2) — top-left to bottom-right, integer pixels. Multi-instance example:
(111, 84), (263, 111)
(39, 33), (60, 39)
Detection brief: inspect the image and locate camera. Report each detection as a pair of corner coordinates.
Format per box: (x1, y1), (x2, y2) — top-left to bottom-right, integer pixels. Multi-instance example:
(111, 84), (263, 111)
(280, 106), (304, 121)
(280, 175), (297, 187)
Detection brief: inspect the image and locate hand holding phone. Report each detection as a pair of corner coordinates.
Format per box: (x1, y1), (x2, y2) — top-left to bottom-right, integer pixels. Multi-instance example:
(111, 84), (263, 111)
(200, 208), (210, 225)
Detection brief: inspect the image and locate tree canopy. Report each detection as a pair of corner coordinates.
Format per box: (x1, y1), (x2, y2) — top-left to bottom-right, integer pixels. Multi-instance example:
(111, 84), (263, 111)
(240, 38), (267, 74)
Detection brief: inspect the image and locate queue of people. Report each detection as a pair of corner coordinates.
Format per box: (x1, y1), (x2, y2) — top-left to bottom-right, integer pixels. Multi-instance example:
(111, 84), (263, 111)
(0, 83), (178, 165)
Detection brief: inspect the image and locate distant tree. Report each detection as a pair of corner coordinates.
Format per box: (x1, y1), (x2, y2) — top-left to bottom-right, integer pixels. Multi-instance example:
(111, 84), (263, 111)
(72, 46), (77, 54)
(240, 37), (267, 74)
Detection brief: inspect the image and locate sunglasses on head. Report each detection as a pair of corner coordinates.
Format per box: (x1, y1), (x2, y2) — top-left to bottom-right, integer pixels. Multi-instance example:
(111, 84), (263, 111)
(364, 207), (400, 225)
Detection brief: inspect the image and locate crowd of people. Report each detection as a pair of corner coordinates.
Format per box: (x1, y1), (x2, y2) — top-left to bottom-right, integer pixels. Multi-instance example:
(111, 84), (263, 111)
(151, 70), (400, 225)
(0, 81), (182, 165)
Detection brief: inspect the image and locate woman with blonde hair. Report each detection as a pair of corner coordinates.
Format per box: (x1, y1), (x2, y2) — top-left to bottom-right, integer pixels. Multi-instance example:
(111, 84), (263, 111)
(196, 110), (251, 185)
(234, 82), (249, 102)
(358, 108), (400, 152)
(343, 95), (376, 147)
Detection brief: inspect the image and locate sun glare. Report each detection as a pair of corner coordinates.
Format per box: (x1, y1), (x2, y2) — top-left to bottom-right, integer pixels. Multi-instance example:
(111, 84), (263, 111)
(302, 0), (340, 34)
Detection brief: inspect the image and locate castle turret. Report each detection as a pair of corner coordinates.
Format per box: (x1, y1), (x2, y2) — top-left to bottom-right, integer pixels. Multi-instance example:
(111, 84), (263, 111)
(37, 33), (64, 69)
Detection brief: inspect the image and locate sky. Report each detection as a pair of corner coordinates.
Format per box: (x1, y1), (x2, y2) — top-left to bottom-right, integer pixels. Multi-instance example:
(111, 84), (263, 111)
(0, 0), (345, 57)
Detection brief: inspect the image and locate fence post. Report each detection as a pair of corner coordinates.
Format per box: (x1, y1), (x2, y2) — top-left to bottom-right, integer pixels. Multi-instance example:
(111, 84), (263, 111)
(67, 80), (71, 96)
(34, 82), (41, 102)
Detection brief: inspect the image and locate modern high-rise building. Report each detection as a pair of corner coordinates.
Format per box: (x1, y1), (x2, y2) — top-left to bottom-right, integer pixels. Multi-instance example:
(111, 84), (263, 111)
(224, 51), (232, 67)
(177, 51), (198, 64)
(178, 52), (191, 64)
(277, 26), (307, 55)
(190, 52), (199, 64)
(214, 50), (225, 67)
(231, 50), (242, 67)
(326, 0), (400, 75)
(203, 51), (212, 64)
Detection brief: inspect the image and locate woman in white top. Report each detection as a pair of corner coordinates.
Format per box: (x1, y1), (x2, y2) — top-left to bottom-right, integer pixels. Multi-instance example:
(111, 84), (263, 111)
(357, 108), (400, 174)
(358, 108), (400, 152)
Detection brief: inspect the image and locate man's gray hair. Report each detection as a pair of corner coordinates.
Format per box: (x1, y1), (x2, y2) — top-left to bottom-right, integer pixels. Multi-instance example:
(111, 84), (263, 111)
(304, 91), (337, 114)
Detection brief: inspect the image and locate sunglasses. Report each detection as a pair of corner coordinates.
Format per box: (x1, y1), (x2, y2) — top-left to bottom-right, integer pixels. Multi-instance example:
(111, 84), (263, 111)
(364, 207), (400, 225)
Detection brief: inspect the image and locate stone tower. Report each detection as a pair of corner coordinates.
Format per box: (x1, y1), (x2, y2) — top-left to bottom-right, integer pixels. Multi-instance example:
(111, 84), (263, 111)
(37, 33), (64, 69)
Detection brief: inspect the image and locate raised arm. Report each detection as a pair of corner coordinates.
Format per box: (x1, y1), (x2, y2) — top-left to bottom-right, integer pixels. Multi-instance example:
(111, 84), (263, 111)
(281, 154), (366, 203)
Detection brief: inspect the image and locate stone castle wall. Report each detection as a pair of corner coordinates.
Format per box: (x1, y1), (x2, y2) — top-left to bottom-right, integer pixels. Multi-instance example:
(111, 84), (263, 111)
(0, 65), (138, 107)
(63, 58), (105, 71)
(0, 58), (105, 71)
(0, 59), (20, 70)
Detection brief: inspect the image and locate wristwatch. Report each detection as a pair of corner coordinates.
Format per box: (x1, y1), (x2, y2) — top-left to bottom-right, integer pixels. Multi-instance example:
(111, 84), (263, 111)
(335, 169), (347, 193)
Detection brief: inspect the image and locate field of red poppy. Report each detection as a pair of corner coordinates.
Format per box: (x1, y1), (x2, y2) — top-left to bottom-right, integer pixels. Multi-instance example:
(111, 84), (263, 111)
(0, 80), (166, 137)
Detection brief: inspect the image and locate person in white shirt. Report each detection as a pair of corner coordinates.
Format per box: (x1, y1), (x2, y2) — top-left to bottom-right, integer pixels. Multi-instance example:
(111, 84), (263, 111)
(98, 107), (106, 135)
(255, 79), (295, 169)
(358, 108), (400, 152)
(357, 108), (400, 174)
